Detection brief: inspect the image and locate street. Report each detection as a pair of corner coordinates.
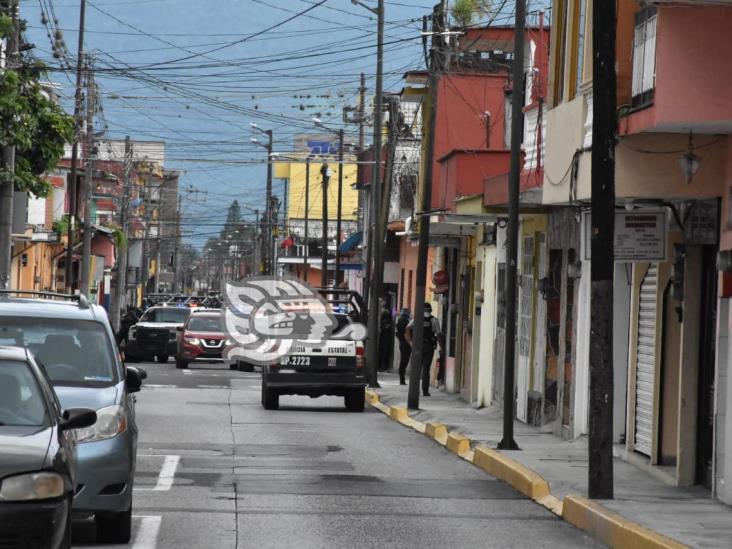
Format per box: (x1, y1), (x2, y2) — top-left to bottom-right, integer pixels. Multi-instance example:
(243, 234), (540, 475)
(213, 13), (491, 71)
(71, 361), (599, 549)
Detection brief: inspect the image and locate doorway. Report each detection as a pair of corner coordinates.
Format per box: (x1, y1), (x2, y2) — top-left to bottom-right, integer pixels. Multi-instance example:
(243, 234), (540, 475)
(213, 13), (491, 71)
(697, 245), (717, 488)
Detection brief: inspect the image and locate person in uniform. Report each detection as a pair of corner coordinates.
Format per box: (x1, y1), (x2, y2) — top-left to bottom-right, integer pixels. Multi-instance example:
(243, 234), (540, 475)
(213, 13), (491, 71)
(405, 302), (442, 396)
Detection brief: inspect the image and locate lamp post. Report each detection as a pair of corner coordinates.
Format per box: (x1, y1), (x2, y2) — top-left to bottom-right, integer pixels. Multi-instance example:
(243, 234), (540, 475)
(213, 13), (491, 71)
(313, 118), (345, 286)
(250, 123), (274, 275)
(351, 0), (385, 387)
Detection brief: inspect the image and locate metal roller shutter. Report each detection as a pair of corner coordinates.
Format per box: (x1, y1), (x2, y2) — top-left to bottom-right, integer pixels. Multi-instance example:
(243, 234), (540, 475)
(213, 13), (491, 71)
(634, 264), (657, 456)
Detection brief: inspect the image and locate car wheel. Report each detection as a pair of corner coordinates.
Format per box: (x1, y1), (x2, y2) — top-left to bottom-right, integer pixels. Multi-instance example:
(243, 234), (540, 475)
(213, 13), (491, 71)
(156, 354), (169, 364)
(237, 361), (255, 372)
(95, 507), (132, 544)
(345, 388), (365, 412)
(175, 359), (188, 369)
(261, 381), (279, 410)
(229, 362), (238, 370)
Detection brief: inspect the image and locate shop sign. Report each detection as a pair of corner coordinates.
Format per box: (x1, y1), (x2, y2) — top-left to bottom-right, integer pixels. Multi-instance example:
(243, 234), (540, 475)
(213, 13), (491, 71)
(583, 210), (667, 262)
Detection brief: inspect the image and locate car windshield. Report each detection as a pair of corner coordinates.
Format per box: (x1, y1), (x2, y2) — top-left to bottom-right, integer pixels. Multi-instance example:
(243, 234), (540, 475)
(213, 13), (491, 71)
(0, 318), (118, 387)
(0, 361), (48, 427)
(187, 316), (222, 332)
(141, 308), (190, 323)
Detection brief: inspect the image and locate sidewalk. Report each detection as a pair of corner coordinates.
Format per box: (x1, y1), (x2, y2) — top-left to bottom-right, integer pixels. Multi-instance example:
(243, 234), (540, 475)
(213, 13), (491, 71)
(370, 373), (732, 549)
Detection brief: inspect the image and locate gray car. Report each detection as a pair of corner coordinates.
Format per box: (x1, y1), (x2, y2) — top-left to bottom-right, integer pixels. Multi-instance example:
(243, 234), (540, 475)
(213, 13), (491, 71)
(0, 291), (143, 544)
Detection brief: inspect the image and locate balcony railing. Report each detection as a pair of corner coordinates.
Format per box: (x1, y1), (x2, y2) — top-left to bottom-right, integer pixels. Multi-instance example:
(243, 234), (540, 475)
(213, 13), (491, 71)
(631, 6), (658, 109)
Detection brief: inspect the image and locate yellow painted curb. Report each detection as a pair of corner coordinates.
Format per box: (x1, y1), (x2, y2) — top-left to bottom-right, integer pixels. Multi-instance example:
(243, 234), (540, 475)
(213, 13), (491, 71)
(472, 446), (551, 500)
(364, 389), (380, 405)
(446, 432), (471, 457)
(562, 495), (689, 549)
(425, 421), (447, 439)
(388, 405), (408, 422)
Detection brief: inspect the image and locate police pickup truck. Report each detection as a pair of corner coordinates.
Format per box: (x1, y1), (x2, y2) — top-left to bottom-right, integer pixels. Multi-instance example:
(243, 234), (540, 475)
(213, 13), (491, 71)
(261, 290), (367, 412)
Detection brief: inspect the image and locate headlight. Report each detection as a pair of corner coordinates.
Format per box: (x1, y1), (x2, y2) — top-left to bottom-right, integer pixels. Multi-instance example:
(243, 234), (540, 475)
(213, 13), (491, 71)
(0, 472), (65, 501)
(184, 337), (200, 345)
(72, 405), (127, 443)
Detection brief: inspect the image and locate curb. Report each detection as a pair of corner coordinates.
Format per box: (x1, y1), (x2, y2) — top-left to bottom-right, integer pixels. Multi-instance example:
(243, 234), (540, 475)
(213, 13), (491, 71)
(365, 388), (690, 549)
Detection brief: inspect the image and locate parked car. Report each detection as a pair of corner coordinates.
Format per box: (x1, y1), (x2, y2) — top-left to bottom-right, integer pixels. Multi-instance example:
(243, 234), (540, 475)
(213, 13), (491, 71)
(176, 309), (230, 369)
(261, 289), (367, 412)
(124, 305), (191, 363)
(0, 346), (97, 549)
(0, 291), (143, 544)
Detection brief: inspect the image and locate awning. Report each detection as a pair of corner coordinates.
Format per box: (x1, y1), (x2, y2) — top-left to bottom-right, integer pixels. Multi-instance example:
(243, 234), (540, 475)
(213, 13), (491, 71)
(338, 231), (363, 253)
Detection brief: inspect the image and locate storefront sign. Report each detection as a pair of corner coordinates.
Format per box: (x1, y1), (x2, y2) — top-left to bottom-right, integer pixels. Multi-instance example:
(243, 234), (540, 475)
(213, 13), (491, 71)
(583, 210), (667, 262)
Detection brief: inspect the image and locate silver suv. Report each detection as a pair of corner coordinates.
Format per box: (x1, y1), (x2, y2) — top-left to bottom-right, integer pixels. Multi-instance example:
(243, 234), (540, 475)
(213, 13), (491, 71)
(0, 291), (142, 544)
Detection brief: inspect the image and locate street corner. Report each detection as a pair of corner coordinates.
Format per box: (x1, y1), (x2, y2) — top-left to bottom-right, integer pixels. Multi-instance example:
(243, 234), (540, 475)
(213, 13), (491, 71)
(472, 446), (551, 502)
(561, 495), (689, 549)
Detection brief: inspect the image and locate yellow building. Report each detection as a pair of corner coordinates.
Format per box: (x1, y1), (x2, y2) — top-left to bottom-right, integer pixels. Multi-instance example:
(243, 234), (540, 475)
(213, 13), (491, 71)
(274, 154), (359, 222)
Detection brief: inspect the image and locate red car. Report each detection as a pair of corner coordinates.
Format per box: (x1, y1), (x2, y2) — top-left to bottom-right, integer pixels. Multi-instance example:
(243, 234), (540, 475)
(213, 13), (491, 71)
(175, 310), (229, 369)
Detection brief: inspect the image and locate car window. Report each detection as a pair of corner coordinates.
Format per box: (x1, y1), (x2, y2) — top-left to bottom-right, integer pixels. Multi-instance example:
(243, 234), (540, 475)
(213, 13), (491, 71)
(0, 318), (118, 387)
(141, 308), (190, 323)
(0, 361), (49, 427)
(187, 317), (222, 332)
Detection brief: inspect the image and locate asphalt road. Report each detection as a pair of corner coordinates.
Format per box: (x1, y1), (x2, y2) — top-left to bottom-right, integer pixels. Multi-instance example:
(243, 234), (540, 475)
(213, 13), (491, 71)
(71, 361), (601, 549)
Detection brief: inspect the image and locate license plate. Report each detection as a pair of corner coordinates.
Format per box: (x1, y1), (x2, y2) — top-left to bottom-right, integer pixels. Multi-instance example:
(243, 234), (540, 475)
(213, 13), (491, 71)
(280, 355), (310, 366)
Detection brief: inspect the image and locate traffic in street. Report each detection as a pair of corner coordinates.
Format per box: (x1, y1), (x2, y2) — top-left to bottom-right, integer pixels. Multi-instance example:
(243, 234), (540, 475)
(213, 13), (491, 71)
(69, 361), (600, 549)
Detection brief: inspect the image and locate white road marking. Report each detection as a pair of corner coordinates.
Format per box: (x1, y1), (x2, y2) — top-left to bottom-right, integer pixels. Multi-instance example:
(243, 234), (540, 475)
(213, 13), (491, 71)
(182, 370), (193, 375)
(134, 455), (180, 492)
(131, 515), (162, 549)
(143, 384), (178, 389)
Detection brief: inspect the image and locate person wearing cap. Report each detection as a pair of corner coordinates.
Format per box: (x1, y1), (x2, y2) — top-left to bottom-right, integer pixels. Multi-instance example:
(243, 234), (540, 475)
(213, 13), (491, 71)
(405, 302), (442, 396)
(395, 308), (411, 385)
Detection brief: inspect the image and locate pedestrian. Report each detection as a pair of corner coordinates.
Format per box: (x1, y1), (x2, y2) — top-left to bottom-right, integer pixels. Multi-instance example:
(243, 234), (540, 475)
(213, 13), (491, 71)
(378, 304), (394, 372)
(116, 306), (139, 347)
(395, 308), (411, 385)
(405, 302), (442, 397)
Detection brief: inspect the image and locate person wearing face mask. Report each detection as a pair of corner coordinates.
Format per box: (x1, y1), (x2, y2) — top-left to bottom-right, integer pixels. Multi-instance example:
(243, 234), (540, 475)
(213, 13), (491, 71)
(405, 302), (442, 397)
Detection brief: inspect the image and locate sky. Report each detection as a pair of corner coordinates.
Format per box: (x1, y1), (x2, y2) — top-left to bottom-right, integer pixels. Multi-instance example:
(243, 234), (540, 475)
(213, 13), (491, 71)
(17, 0), (536, 246)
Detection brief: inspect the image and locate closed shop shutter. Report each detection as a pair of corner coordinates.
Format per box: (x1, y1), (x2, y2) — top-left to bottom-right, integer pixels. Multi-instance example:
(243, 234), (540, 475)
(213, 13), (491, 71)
(634, 264), (657, 456)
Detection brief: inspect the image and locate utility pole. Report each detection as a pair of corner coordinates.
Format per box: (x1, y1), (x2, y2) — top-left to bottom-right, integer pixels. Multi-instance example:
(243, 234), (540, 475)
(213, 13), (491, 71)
(365, 0), (385, 387)
(320, 162), (330, 287)
(588, 0), (616, 500)
(264, 130), (273, 275)
(0, 0), (18, 289)
(497, 0), (526, 451)
(303, 157), (310, 281)
(407, 4), (445, 410)
(174, 194), (182, 293)
(80, 55), (95, 297)
(110, 136), (132, 331)
(334, 129), (344, 285)
(65, 0), (87, 292)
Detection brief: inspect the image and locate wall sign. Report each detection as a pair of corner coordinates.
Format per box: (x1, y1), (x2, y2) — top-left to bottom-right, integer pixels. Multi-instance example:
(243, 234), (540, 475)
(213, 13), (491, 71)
(583, 210), (667, 262)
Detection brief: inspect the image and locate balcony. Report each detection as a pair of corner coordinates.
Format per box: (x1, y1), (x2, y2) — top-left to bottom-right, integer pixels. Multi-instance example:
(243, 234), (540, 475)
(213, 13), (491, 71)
(622, 4), (732, 135)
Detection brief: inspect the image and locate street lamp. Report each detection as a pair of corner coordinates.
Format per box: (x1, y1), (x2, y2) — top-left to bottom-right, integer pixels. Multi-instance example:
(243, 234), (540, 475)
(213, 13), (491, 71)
(250, 123), (274, 275)
(312, 117), (346, 286)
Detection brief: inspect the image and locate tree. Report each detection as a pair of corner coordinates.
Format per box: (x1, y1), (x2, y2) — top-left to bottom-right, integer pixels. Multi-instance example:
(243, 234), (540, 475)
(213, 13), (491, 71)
(0, 11), (74, 197)
(450, 0), (490, 28)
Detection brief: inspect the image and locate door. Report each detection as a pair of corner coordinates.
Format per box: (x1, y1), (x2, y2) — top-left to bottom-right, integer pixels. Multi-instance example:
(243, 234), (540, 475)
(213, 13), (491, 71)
(517, 235), (535, 422)
(493, 263), (507, 406)
(635, 264), (658, 457)
(697, 246), (717, 488)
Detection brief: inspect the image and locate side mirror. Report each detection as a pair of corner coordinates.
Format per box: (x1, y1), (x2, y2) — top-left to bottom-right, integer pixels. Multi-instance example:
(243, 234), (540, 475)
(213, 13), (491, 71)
(125, 366), (143, 393)
(137, 367), (148, 380)
(60, 408), (97, 431)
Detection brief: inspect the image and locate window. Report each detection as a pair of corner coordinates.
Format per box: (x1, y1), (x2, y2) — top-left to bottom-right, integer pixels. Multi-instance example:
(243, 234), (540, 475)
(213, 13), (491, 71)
(0, 361), (48, 427)
(141, 307), (191, 323)
(0, 319), (118, 387)
(574, 0), (587, 94)
(631, 6), (658, 109)
(187, 316), (222, 332)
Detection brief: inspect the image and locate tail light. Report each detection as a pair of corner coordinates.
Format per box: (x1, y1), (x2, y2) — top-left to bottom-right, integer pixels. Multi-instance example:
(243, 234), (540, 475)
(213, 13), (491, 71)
(355, 345), (365, 369)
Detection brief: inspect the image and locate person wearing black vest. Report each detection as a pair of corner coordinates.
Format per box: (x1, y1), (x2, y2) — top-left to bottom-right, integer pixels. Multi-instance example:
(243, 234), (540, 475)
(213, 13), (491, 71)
(395, 308), (411, 385)
(405, 302), (442, 396)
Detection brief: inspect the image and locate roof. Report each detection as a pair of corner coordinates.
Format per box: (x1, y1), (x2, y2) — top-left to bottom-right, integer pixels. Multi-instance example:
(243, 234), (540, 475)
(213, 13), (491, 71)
(0, 346), (29, 362)
(0, 296), (103, 322)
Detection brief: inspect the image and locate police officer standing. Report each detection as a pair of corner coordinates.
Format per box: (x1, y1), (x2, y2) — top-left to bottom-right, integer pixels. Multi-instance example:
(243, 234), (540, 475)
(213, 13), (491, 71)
(395, 308), (411, 385)
(405, 302), (441, 397)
